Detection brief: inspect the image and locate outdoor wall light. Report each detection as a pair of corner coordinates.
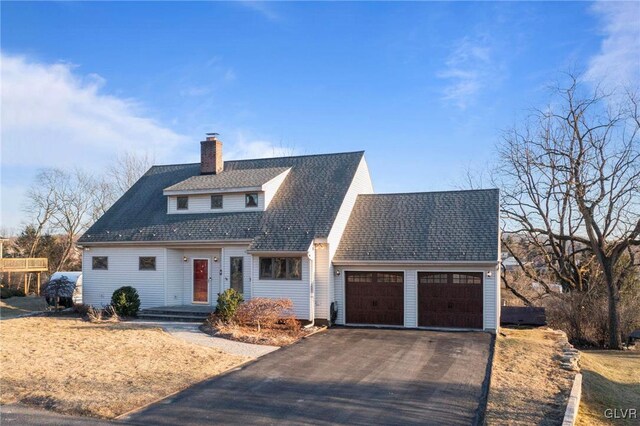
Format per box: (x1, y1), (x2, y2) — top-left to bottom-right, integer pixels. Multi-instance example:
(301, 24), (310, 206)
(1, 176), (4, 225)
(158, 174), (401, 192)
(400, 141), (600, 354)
(183, 256), (188, 262)
(335, 269), (341, 276)
(213, 256), (218, 262)
(487, 271), (493, 277)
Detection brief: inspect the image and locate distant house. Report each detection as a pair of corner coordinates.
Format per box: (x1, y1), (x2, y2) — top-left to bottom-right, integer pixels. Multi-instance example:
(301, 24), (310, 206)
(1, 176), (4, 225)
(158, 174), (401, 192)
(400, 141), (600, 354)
(79, 135), (500, 331)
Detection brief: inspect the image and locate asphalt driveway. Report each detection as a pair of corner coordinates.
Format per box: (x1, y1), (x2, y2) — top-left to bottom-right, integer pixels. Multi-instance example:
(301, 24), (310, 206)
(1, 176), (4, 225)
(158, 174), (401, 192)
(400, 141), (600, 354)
(125, 328), (492, 425)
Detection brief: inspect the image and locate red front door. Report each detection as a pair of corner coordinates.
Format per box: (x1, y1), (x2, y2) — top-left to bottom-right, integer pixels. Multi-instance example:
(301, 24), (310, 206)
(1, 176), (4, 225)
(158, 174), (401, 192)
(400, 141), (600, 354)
(193, 259), (209, 303)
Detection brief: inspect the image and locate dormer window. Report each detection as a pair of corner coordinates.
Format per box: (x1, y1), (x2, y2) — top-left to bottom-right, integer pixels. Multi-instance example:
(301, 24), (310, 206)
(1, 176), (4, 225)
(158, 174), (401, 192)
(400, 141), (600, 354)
(177, 196), (189, 210)
(245, 193), (258, 208)
(211, 195), (223, 209)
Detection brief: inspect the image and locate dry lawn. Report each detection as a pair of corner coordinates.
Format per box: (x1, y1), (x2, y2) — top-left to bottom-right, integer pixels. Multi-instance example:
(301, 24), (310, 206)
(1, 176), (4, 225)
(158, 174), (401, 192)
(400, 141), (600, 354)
(0, 296), (47, 319)
(0, 317), (248, 418)
(577, 349), (640, 426)
(485, 327), (574, 425)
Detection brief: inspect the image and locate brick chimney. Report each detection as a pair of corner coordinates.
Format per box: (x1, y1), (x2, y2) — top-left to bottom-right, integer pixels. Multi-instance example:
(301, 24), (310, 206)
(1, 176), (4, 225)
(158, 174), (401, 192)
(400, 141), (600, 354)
(201, 133), (223, 175)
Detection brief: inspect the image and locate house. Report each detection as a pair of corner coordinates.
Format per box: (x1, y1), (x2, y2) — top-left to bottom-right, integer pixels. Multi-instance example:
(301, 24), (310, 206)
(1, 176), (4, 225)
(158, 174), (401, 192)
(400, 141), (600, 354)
(79, 135), (500, 331)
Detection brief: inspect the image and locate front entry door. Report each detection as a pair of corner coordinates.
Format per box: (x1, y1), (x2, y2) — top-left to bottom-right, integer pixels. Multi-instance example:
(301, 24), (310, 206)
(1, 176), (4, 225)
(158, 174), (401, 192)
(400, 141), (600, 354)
(193, 259), (209, 303)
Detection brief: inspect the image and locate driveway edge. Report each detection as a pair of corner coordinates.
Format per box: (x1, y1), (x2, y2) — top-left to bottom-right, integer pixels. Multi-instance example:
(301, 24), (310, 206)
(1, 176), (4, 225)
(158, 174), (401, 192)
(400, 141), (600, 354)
(474, 332), (496, 426)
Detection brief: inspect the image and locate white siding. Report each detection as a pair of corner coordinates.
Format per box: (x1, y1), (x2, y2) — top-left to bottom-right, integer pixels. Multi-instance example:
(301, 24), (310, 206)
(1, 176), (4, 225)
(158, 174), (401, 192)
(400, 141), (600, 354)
(332, 263), (499, 332)
(221, 246), (253, 300)
(166, 248), (184, 304)
(314, 244), (330, 320)
(168, 193), (265, 214)
(327, 157), (374, 259)
(82, 247), (166, 309)
(262, 169), (290, 208)
(321, 157), (373, 319)
(251, 255), (311, 320)
(483, 266), (500, 331)
(404, 270), (418, 328)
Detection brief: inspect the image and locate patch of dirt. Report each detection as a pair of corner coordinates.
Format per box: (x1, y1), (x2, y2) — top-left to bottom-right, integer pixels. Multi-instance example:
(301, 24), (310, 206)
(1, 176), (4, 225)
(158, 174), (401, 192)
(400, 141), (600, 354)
(577, 349), (640, 425)
(204, 322), (322, 346)
(485, 327), (575, 425)
(0, 317), (248, 418)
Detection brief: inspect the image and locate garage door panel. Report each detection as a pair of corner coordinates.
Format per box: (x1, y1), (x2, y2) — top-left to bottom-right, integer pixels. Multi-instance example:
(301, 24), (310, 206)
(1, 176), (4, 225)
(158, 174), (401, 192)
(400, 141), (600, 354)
(345, 272), (404, 326)
(418, 272), (483, 329)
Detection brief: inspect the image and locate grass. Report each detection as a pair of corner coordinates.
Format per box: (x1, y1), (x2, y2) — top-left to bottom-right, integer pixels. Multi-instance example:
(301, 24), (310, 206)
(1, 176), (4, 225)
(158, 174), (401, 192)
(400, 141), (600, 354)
(485, 327), (575, 425)
(577, 349), (640, 425)
(0, 296), (47, 319)
(0, 317), (248, 418)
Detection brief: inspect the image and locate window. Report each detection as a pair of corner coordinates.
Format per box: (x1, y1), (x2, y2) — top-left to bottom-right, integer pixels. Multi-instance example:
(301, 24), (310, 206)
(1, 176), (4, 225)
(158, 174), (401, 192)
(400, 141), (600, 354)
(230, 257), (243, 293)
(177, 196), (188, 210)
(420, 273), (448, 284)
(245, 193), (259, 208)
(211, 194), (223, 209)
(418, 272), (482, 285)
(452, 273), (482, 284)
(139, 256), (156, 271)
(259, 257), (302, 280)
(346, 272), (373, 283)
(92, 256), (108, 270)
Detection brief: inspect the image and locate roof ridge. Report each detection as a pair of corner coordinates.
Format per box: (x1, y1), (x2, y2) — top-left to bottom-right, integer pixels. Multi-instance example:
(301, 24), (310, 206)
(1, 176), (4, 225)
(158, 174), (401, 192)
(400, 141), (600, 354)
(148, 150), (365, 169)
(359, 188), (499, 197)
(225, 150), (365, 163)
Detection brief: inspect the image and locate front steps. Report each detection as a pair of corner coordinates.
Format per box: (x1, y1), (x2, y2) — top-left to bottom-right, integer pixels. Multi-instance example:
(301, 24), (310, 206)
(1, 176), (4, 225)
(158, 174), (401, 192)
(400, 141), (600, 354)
(138, 306), (214, 322)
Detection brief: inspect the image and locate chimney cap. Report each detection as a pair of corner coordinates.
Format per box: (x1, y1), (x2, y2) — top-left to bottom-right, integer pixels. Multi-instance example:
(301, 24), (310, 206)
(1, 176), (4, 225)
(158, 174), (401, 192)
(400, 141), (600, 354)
(206, 132), (219, 140)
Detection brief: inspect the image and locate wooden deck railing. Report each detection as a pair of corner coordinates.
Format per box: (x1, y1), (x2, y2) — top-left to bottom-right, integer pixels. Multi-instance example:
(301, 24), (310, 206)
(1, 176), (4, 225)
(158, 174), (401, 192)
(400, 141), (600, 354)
(0, 258), (49, 272)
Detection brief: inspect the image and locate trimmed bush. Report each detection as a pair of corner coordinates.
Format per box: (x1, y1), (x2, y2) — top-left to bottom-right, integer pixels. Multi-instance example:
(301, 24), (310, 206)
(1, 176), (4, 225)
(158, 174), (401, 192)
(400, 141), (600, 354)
(0, 287), (26, 299)
(215, 289), (243, 323)
(111, 286), (141, 317)
(234, 298), (296, 331)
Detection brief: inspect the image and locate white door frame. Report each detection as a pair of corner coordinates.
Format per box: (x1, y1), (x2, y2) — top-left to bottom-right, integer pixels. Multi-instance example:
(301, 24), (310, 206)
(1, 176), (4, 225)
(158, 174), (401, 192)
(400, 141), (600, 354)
(192, 257), (210, 304)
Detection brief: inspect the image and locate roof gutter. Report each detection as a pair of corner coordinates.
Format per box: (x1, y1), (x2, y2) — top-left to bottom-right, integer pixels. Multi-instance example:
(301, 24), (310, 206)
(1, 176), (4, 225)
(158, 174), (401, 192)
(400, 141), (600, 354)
(246, 250), (309, 256)
(78, 239), (253, 248)
(163, 186), (262, 196)
(332, 259), (500, 266)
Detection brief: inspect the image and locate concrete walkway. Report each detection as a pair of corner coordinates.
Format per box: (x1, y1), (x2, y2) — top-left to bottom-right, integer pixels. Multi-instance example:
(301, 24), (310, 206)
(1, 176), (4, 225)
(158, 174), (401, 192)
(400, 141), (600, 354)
(132, 320), (279, 358)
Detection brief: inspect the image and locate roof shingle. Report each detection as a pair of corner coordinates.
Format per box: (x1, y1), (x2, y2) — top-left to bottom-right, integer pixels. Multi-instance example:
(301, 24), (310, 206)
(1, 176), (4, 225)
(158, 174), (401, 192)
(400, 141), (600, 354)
(79, 151), (365, 252)
(164, 167), (290, 193)
(333, 189), (499, 262)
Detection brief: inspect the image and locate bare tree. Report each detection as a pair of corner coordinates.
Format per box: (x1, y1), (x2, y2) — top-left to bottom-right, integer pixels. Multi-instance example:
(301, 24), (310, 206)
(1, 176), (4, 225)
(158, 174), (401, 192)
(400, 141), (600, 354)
(50, 169), (95, 271)
(108, 151), (153, 195)
(497, 74), (640, 348)
(24, 169), (59, 258)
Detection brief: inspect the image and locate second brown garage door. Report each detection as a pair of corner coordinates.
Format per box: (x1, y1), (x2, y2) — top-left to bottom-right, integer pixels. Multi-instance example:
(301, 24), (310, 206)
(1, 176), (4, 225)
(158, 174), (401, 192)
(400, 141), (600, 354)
(418, 272), (483, 329)
(345, 271), (404, 326)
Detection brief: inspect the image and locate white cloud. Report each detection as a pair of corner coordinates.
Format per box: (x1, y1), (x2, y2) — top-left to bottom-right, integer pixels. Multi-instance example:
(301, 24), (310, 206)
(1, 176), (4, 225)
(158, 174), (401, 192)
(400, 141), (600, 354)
(1, 53), (188, 169)
(225, 131), (298, 160)
(237, 1), (281, 22)
(438, 35), (496, 109)
(587, 1), (640, 89)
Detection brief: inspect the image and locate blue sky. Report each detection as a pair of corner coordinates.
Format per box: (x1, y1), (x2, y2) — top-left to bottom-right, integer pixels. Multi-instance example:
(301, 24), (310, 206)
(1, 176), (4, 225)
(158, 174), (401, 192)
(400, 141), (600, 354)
(1, 1), (639, 231)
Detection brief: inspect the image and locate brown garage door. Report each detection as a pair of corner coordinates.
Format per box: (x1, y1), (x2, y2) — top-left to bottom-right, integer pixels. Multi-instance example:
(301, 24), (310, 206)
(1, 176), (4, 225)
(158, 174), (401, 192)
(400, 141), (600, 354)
(345, 271), (404, 326)
(418, 272), (483, 329)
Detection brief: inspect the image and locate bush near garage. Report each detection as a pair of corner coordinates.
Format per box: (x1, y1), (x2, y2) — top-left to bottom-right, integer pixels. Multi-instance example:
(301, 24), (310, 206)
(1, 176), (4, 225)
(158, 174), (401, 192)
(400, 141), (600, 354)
(215, 289), (244, 323)
(110, 286), (141, 317)
(234, 298), (298, 332)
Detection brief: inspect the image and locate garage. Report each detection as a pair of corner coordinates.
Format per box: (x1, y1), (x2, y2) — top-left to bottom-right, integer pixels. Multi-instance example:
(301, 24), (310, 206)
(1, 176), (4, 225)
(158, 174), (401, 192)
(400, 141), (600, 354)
(345, 271), (404, 325)
(418, 272), (483, 329)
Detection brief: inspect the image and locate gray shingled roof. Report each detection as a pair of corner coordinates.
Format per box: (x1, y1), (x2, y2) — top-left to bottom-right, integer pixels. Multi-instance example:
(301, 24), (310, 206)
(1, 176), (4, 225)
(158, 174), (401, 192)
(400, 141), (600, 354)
(79, 151), (365, 252)
(334, 189), (499, 262)
(164, 167), (290, 193)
